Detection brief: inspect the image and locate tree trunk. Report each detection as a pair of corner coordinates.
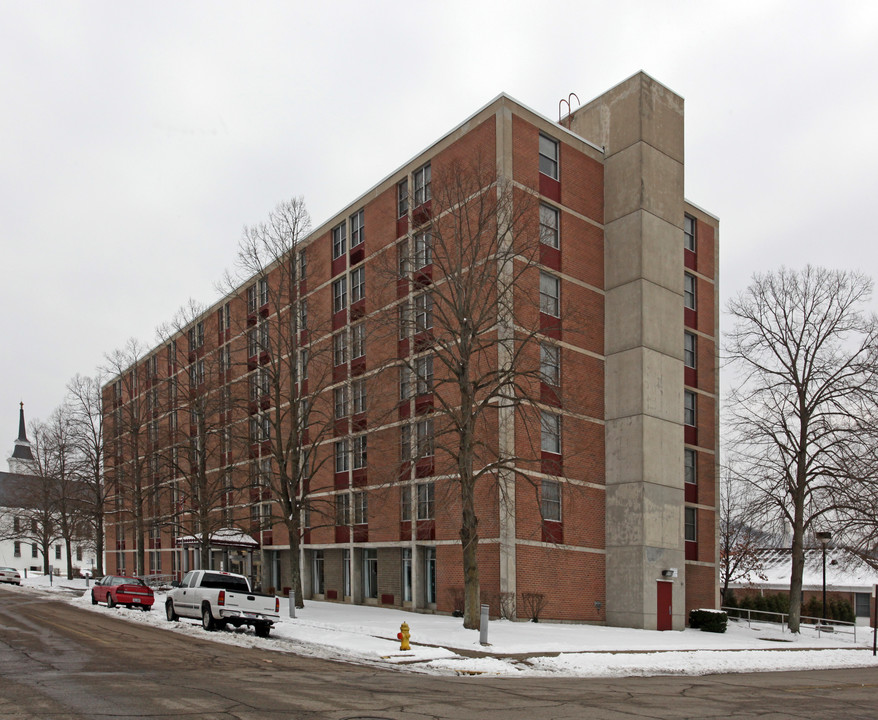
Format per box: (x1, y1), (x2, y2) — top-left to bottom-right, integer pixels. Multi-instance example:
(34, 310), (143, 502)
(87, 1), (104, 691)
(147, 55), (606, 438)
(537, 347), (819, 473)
(95, 512), (105, 576)
(459, 474), (480, 629)
(65, 538), (73, 579)
(788, 484), (807, 633)
(285, 516), (304, 608)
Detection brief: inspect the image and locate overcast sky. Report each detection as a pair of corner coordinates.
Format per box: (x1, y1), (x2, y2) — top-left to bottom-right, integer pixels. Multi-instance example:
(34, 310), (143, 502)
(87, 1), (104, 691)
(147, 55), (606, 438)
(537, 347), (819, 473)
(2, 0), (877, 447)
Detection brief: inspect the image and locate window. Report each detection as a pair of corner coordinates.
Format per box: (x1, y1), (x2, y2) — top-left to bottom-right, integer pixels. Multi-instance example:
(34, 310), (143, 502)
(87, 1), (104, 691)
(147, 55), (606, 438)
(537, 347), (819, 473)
(189, 360), (204, 388)
(398, 302), (410, 339)
(541, 479), (561, 521)
(299, 299), (308, 330)
(399, 365), (412, 400)
(540, 203), (559, 248)
(540, 343), (560, 386)
(685, 448), (697, 485)
(219, 302), (231, 333)
(684, 390), (696, 426)
(684, 273), (696, 310)
(417, 481), (434, 520)
(539, 134), (559, 179)
(259, 319), (270, 353)
(541, 410), (561, 454)
(258, 277), (268, 307)
(299, 348), (309, 380)
(333, 332), (347, 366)
(414, 230), (432, 268)
(684, 332), (697, 369)
(336, 493), (350, 525)
(219, 345), (231, 376)
(352, 378), (366, 414)
(76, 546), (83, 562)
(13, 517), (20, 533)
(350, 209), (364, 247)
(415, 354), (434, 395)
(247, 284), (258, 314)
(247, 327), (258, 358)
(414, 163), (431, 205)
(354, 490), (368, 524)
(540, 272), (560, 317)
(188, 321), (204, 350)
(402, 548), (412, 602)
(353, 435), (367, 469)
(351, 323), (365, 359)
(684, 214), (696, 252)
(332, 277), (347, 314)
(856, 592), (871, 618)
(32, 543), (38, 558)
(398, 238), (410, 277)
(400, 424), (412, 462)
(414, 293), (433, 333)
(298, 249), (308, 281)
(363, 549), (378, 599)
(416, 417), (434, 458)
(332, 221), (346, 260)
(13, 541), (20, 557)
(685, 507), (697, 542)
(55, 545), (61, 560)
(350, 266), (365, 303)
(334, 385), (348, 419)
(398, 178), (408, 217)
(401, 484), (412, 520)
(335, 439), (349, 473)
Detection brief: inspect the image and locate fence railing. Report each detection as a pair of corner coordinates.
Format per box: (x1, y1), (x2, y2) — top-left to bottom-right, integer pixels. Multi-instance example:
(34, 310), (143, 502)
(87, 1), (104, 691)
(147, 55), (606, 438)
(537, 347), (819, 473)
(721, 605), (858, 642)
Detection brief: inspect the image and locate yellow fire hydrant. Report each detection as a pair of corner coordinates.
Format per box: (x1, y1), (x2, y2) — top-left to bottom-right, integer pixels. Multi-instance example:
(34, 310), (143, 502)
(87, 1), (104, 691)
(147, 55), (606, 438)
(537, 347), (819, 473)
(397, 622), (411, 651)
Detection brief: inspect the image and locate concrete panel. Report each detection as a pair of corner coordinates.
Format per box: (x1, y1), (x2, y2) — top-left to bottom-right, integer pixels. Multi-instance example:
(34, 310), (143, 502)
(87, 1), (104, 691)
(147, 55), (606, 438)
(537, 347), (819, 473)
(604, 144), (683, 227)
(606, 211), (683, 292)
(605, 281), (683, 358)
(605, 414), (645, 486)
(605, 482), (645, 547)
(641, 414), (684, 488)
(642, 483), (685, 548)
(605, 348), (681, 422)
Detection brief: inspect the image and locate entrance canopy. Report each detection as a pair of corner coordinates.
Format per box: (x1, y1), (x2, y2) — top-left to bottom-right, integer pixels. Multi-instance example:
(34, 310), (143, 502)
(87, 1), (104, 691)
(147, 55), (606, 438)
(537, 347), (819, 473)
(177, 528), (259, 550)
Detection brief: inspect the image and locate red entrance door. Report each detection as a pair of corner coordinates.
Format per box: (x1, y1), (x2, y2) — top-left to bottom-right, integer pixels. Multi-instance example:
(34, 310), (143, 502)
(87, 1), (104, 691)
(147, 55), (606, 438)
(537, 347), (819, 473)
(657, 581), (672, 631)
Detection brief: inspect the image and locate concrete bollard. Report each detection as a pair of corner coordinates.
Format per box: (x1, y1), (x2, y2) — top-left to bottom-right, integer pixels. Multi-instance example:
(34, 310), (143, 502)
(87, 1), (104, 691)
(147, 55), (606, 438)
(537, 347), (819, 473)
(479, 604), (490, 646)
(288, 589), (296, 618)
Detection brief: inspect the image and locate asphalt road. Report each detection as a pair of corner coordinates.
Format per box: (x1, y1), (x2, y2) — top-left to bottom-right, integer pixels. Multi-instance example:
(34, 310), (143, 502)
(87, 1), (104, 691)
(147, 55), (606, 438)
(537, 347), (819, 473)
(2, 587), (878, 719)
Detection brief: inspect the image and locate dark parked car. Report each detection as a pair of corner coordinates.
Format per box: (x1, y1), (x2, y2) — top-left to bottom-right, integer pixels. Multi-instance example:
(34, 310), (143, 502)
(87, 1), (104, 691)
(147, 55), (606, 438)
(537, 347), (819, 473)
(91, 575), (154, 610)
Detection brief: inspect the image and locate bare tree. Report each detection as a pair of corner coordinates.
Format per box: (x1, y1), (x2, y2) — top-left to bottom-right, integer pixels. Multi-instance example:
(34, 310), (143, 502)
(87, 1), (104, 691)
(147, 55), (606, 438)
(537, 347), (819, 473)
(719, 464), (768, 601)
(725, 266), (878, 632)
(383, 156), (551, 629)
(156, 300), (248, 571)
(224, 196), (334, 606)
(67, 373), (108, 576)
(104, 338), (151, 576)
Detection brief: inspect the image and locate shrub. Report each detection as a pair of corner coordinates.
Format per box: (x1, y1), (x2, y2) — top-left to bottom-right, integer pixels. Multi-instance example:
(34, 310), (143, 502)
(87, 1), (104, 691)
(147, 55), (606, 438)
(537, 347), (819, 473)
(689, 609), (727, 633)
(521, 592), (547, 622)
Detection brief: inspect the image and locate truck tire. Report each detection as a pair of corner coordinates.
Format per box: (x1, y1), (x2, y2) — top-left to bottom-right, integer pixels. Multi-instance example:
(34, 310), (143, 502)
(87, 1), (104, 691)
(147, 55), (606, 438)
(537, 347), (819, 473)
(166, 600), (178, 621)
(202, 605), (215, 631)
(255, 622), (270, 638)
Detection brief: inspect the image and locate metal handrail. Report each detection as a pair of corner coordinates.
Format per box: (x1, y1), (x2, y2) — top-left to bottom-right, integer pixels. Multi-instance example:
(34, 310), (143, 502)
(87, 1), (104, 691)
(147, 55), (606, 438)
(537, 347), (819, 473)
(721, 605), (858, 642)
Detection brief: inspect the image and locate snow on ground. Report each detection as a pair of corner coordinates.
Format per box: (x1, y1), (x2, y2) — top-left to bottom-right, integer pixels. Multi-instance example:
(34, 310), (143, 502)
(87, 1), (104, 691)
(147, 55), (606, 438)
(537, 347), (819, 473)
(9, 574), (878, 678)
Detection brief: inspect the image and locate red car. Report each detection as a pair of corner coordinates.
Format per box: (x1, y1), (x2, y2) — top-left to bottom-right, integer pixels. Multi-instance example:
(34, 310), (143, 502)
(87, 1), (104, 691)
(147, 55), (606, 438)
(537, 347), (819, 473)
(91, 575), (154, 611)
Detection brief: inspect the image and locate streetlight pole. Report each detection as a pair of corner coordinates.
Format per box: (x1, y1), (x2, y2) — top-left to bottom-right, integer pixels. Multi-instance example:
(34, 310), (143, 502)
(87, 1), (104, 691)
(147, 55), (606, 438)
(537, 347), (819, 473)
(816, 531), (832, 623)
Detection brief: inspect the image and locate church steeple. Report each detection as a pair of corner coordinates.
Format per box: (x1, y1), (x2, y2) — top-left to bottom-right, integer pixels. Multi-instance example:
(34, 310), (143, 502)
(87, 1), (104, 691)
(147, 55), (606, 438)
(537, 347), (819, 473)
(9, 402), (35, 473)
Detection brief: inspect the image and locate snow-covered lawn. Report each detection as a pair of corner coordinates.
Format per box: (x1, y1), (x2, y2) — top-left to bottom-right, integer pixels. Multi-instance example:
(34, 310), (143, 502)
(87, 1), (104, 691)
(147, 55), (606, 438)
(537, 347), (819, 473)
(10, 574), (878, 677)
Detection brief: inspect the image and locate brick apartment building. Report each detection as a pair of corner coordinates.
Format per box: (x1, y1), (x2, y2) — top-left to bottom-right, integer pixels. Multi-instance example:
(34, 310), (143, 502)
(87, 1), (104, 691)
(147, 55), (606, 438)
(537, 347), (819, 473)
(103, 72), (718, 630)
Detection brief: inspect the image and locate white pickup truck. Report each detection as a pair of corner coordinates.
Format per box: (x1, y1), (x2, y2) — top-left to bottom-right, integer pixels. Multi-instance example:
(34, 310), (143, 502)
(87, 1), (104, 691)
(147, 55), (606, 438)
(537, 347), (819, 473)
(165, 570), (280, 637)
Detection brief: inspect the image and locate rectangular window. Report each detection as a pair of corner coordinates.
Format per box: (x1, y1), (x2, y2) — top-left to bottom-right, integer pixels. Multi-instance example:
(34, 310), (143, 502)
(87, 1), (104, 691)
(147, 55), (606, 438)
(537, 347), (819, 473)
(32, 543), (38, 558)
(13, 517), (20, 533)
(13, 541), (20, 557)
(684, 332), (696, 369)
(221, 302), (231, 332)
(540, 343), (560, 386)
(540, 271), (560, 317)
(298, 249), (307, 281)
(414, 230), (432, 268)
(400, 423), (411, 463)
(353, 435), (367, 470)
(350, 209), (364, 247)
(299, 348), (309, 380)
(685, 448), (697, 485)
(414, 293), (433, 333)
(684, 273), (696, 310)
(684, 390), (697, 426)
(401, 484), (412, 520)
(76, 546), (83, 562)
(354, 490), (368, 524)
(399, 365), (412, 400)
(398, 178), (408, 217)
(684, 214), (696, 252)
(415, 354), (434, 395)
(351, 323), (365, 359)
(398, 302), (410, 339)
(332, 221), (346, 260)
(685, 506), (697, 542)
(417, 481), (434, 520)
(55, 545), (61, 560)
(247, 327), (258, 357)
(247, 284), (258, 314)
(336, 492), (350, 525)
(414, 163), (431, 206)
(350, 266), (365, 303)
(258, 277), (268, 307)
(335, 439), (349, 474)
(416, 417), (434, 458)
(299, 299), (308, 330)
(352, 378), (366, 414)
(539, 203), (559, 248)
(334, 385), (348, 420)
(332, 277), (347, 314)
(333, 333), (347, 367)
(541, 410), (561, 454)
(539, 134), (559, 179)
(363, 549), (378, 599)
(541, 479), (561, 521)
